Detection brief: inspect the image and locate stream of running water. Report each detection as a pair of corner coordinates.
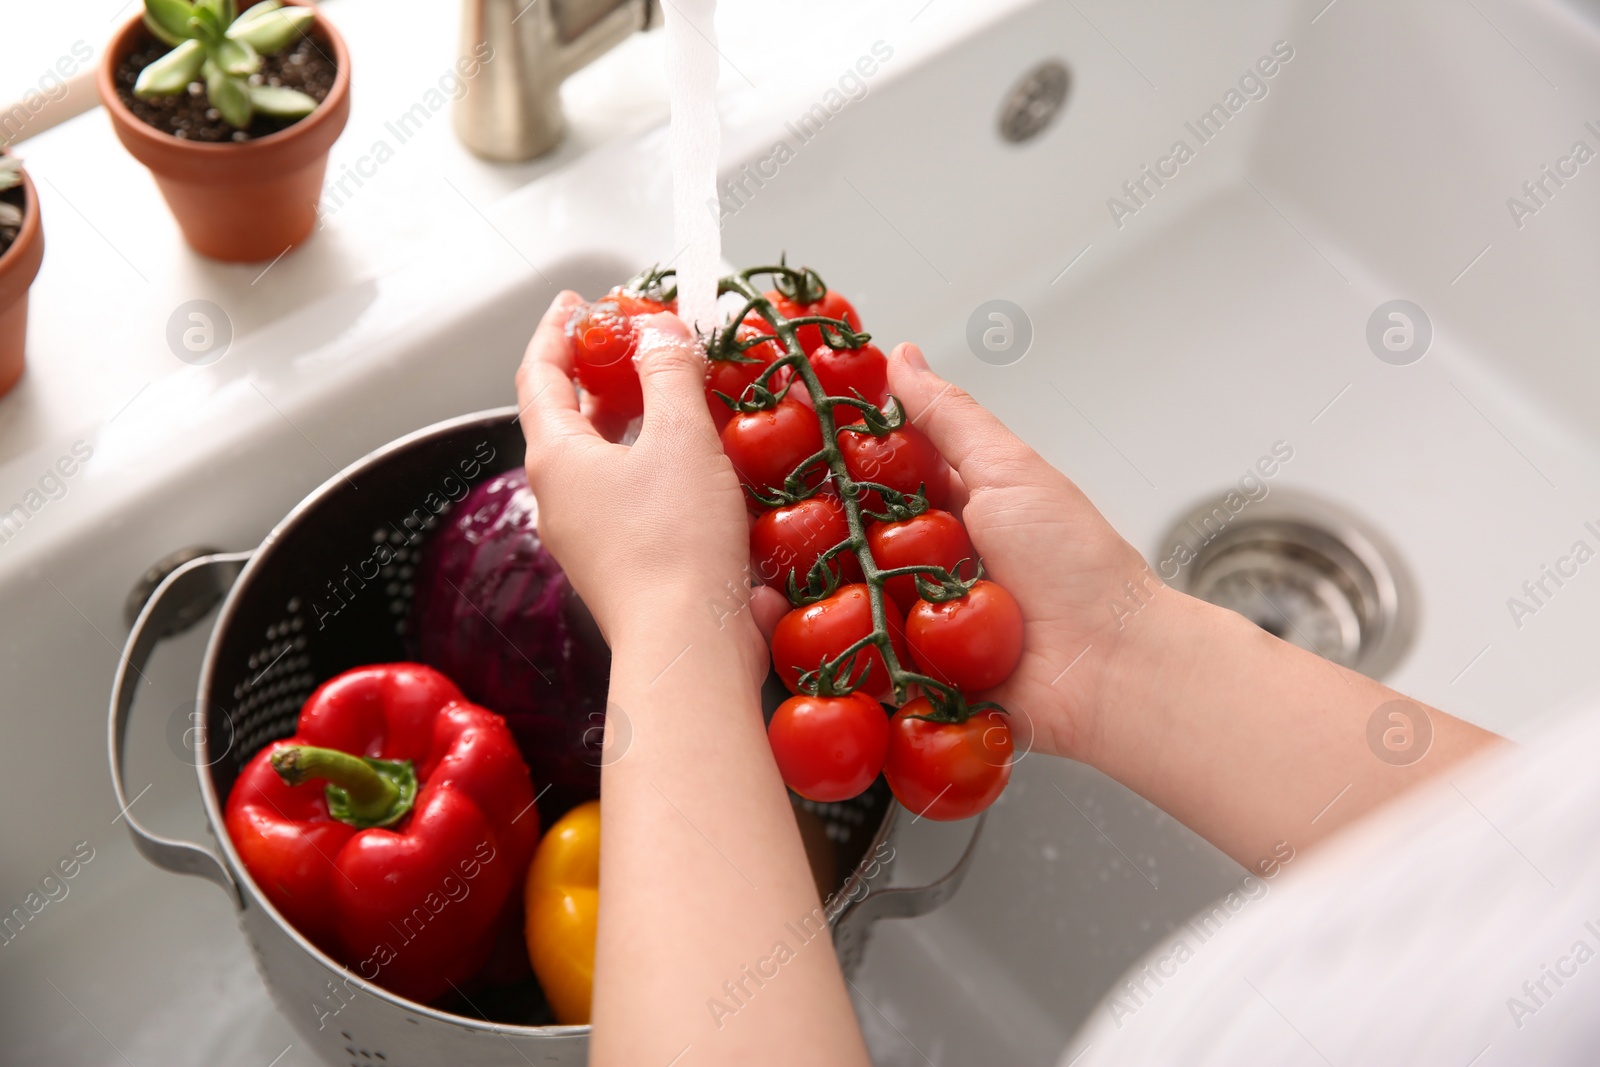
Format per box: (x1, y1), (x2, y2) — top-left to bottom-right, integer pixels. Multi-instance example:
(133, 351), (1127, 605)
(662, 0), (723, 340)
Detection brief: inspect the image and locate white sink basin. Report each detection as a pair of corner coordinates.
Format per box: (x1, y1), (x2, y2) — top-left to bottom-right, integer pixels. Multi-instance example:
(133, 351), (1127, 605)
(5, 0), (1600, 1063)
(719, 0), (1600, 1061)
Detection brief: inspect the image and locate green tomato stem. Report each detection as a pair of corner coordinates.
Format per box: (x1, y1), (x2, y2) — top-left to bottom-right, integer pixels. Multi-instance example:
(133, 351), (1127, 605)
(716, 267), (973, 717)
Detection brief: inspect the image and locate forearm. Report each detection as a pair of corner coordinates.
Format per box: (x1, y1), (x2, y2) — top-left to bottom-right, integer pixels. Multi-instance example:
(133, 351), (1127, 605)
(1082, 587), (1505, 868)
(590, 599), (869, 1067)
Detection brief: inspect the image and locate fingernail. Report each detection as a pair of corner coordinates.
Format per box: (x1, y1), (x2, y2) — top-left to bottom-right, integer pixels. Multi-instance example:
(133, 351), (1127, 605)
(900, 343), (930, 371)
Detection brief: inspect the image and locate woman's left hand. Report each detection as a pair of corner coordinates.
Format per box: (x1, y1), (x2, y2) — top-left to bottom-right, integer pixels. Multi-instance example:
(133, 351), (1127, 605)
(515, 293), (780, 684)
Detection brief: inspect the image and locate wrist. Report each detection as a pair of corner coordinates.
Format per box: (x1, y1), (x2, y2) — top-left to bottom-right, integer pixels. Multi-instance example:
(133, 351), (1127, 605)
(606, 582), (770, 685)
(1073, 584), (1218, 769)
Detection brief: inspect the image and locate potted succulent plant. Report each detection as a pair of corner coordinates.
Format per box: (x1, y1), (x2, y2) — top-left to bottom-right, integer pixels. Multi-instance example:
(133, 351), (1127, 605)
(0, 154), (44, 398)
(97, 0), (350, 262)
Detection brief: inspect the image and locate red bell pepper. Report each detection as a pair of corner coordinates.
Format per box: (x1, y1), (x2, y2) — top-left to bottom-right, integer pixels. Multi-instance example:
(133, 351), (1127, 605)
(224, 663), (539, 1003)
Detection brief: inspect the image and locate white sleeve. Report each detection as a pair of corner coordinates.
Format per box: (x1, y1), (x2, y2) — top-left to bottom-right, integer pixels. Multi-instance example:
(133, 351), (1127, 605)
(1062, 706), (1600, 1067)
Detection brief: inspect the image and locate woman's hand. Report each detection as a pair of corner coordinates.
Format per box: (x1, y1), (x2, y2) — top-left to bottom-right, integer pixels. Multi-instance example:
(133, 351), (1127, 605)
(517, 292), (870, 1067)
(883, 342), (1161, 762)
(515, 293), (767, 684)
(886, 342), (1503, 866)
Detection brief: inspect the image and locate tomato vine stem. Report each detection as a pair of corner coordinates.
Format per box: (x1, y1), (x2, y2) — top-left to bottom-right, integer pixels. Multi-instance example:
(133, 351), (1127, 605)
(633, 261), (994, 724)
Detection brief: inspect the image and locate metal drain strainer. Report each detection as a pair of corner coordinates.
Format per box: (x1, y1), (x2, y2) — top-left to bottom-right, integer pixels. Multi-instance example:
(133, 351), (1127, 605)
(1159, 490), (1416, 678)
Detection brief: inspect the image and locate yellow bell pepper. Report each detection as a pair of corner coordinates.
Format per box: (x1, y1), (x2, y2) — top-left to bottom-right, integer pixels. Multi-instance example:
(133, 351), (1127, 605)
(524, 799), (600, 1025)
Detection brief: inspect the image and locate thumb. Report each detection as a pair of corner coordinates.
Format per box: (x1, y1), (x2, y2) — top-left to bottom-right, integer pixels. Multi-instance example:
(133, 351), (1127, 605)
(635, 312), (714, 444)
(751, 585), (789, 644)
(885, 342), (1043, 493)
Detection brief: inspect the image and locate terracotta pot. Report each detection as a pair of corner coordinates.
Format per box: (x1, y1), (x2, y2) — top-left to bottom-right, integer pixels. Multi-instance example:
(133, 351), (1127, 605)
(97, 1), (350, 263)
(0, 171), (43, 399)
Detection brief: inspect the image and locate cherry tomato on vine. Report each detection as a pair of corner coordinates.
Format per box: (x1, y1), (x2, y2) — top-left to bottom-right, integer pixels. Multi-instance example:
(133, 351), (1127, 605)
(586, 395), (640, 444)
(810, 342), (887, 407)
(705, 326), (790, 431)
(767, 692), (888, 802)
(906, 580), (1024, 693)
(838, 423), (947, 512)
(884, 700), (1012, 821)
(866, 510), (976, 614)
(762, 288), (861, 358)
(770, 584), (910, 703)
(609, 287), (673, 316)
(750, 493), (861, 591)
(569, 301), (643, 418)
(722, 398), (825, 503)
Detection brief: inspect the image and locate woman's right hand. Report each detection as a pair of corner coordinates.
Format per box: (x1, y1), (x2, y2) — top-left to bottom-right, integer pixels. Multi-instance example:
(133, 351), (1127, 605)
(884, 343), (1161, 763)
(887, 343), (1505, 867)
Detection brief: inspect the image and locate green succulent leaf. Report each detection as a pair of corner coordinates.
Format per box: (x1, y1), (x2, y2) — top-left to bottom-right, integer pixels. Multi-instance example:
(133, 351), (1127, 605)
(205, 64), (253, 128)
(212, 35), (260, 76)
(227, 5), (313, 54)
(231, 0), (285, 25)
(0, 155), (22, 193)
(143, 12), (185, 46)
(188, 4), (224, 42)
(144, 0), (197, 43)
(133, 39), (206, 97)
(248, 84), (317, 118)
(194, 0), (232, 26)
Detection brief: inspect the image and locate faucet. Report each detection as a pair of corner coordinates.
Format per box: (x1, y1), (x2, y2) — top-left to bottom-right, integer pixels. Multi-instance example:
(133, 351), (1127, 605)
(454, 0), (663, 162)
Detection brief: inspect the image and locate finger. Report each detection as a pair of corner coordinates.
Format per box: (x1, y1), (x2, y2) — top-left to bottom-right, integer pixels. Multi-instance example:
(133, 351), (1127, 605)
(942, 466), (971, 518)
(751, 585), (789, 644)
(635, 312), (717, 447)
(885, 342), (1043, 493)
(517, 292), (598, 454)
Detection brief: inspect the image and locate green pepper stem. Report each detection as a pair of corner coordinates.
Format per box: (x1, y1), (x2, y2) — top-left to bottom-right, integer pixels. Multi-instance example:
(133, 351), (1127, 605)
(270, 745), (417, 828)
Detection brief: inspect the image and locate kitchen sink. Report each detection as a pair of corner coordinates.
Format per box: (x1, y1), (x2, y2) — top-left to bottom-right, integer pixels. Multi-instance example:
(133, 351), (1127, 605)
(722, 0), (1600, 1061)
(5, 0), (1600, 1063)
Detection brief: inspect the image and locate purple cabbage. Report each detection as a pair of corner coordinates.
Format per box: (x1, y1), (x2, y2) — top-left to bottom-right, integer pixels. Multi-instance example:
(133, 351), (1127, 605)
(407, 469), (610, 824)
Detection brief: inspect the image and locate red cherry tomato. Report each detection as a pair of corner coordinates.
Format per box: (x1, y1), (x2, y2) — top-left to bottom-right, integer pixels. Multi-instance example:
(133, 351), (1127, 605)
(722, 398), (824, 502)
(884, 700), (1012, 821)
(839, 423), (946, 512)
(587, 395), (639, 444)
(609, 287), (673, 316)
(906, 580), (1025, 693)
(750, 494), (862, 591)
(764, 288), (861, 358)
(569, 301), (642, 418)
(770, 584), (910, 702)
(866, 510), (976, 614)
(705, 326), (790, 431)
(767, 692), (888, 802)
(810, 342), (887, 407)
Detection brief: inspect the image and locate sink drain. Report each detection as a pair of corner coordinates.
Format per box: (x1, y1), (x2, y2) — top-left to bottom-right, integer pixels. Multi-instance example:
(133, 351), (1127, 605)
(1158, 491), (1415, 678)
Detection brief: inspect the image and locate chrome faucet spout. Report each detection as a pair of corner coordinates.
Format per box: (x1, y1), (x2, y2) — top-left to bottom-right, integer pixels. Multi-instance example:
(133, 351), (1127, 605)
(454, 0), (662, 162)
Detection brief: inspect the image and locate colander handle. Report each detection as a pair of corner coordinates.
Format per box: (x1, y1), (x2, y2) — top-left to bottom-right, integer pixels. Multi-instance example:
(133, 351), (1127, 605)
(108, 549), (252, 906)
(835, 809), (988, 929)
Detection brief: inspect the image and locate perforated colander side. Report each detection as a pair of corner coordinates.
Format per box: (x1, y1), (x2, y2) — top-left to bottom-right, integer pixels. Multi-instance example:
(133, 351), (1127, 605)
(220, 517), (441, 778)
(197, 410), (895, 1029)
(227, 598), (313, 767)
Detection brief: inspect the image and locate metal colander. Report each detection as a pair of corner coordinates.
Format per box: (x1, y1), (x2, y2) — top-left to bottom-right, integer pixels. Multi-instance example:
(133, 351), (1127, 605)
(110, 407), (981, 1066)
